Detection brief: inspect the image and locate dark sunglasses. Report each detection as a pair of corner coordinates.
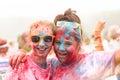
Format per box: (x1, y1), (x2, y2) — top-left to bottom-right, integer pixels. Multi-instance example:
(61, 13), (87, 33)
(30, 35), (55, 43)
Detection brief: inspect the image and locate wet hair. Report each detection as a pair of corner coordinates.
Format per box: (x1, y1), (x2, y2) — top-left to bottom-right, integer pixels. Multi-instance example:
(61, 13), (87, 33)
(54, 8), (82, 42)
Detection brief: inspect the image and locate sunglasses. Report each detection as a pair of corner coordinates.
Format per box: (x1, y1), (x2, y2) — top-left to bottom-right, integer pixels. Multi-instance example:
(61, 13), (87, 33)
(30, 35), (55, 43)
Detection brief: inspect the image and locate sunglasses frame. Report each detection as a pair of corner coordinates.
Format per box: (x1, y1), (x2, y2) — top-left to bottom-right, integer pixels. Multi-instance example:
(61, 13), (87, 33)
(30, 35), (55, 43)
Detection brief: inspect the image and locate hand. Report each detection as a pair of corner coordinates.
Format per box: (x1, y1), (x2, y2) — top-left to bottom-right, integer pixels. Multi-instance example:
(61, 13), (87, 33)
(9, 49), (27, 69)
(115, 49), (120, 66)
(94, 20), (106, 38)
(94, 20), (106, 32)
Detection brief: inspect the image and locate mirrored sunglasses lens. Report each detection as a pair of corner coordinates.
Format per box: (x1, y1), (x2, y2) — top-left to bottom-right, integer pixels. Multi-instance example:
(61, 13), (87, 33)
(44, 36), (52, 42)
(31, 36), (40, 42)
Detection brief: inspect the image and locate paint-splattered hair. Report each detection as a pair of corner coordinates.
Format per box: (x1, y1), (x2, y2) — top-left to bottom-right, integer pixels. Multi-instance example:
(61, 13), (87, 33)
(54, 8), (82, 42)
(30, 20), (55, 35)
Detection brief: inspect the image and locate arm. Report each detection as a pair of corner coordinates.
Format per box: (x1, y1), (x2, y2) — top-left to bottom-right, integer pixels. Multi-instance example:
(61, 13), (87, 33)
(9, 49), (27, 69)
(94, 21), (105, 51)
(115, 49), (120, 66)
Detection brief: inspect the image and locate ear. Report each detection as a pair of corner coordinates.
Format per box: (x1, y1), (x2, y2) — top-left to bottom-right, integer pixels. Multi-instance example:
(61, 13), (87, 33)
(76, 42), (81, 53)
(79, 41), (82, 48)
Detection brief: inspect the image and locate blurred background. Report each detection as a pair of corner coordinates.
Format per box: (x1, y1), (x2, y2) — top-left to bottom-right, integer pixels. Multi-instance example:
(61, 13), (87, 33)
(0, 0), (120, 42)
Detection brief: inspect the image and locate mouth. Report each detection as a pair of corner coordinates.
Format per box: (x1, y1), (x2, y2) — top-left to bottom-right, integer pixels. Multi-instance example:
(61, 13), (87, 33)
(36, 45), (48, 54)
(37, 47), (47, 52)
(57, 52), (67, 58)
(37, 47), (47, 50)
(56, 52), (68, 62)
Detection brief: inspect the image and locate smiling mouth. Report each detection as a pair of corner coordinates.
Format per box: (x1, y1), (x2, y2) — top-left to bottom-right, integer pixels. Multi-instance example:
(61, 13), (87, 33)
(37, 47), (47, 51)
(57, 52), (67, 57)
(36, 46), (48, 53)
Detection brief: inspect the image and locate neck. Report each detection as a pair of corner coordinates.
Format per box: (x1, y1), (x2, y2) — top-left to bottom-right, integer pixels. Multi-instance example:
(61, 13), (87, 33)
(30, 53), (47, 69)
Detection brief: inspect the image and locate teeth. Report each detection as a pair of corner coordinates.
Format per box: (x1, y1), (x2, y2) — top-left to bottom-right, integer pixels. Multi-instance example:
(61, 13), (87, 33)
(39, 49), (45, 50)
(59, 53), (67, 55)
(36, 45), (48, 51)
(37, 47), (46, 50)
(37, 48), (46, 51)
(58, 53), (67, 58)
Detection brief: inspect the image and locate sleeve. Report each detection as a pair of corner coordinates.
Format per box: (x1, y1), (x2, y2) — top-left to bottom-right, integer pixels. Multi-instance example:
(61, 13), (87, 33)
(83, 51), (116, 79)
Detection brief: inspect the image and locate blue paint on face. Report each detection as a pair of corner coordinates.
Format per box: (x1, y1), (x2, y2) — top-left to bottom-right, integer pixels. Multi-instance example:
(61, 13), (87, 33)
(57, 36), (73, 51)
(39, 39), (45, 46)
(38, 32), (46, 46)
(38, 32), (45, 36)
(57, 37), (65, 51)
(59, 43), (65, 51)
(60, 37), (65, 42)
(65, 31), (70, 37)
(54, 31), (78, 64)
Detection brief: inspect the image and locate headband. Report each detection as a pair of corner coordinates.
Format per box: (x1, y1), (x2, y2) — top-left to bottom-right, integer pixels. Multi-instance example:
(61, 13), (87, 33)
(56, 21), (82, 36)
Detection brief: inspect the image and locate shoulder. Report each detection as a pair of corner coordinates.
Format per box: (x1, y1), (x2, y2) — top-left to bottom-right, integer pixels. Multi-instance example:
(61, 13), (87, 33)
(50, 57), (60, 68)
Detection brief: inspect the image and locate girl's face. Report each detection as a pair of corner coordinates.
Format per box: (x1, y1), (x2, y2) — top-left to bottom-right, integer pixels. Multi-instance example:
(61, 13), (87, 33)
(30, 25), (54, 58)
(53, 28), (80, 64)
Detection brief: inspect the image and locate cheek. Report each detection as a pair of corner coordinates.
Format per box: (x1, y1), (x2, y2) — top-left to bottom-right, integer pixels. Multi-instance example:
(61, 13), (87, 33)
(47, 43), (53, 47)
(54, 42), (59, 48)
(32, 44), (37, 51)
(66, 46), (76, 54)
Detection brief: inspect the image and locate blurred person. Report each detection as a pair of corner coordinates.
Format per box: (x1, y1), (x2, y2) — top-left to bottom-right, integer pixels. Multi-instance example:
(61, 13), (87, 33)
(17, 31), (31, 53)
(107, 25), (120, 51)
(81, 21), (105, 53)
(0, 38), (9, 80)
(106, 25), (120, 75)
(4, 20), (55, 80)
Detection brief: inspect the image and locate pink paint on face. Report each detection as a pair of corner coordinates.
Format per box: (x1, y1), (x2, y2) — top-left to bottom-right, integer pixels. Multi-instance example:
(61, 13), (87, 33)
(54, 29), (80, 64)
(31, 26), (53, 58)
(32, 42), (52, 58)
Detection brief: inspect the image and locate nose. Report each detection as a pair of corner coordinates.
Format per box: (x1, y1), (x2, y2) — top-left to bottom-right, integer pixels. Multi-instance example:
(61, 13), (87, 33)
(59, 43), (65, 51)
(39, 39), (45, 46)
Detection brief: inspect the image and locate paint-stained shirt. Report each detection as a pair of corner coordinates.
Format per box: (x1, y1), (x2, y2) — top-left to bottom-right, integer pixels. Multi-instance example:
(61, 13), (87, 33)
(4, 56), (52, 80)
(51, 51), (115, 80)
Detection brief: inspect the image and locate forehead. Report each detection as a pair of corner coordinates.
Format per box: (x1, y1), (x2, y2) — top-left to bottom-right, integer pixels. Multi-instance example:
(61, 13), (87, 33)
(30, 25), (53, 35)
(55, 27), (73, 36)
(55, 28), (74, 40)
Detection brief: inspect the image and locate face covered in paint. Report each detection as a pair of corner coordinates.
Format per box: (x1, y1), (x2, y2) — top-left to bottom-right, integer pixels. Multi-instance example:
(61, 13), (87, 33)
(30, 22), (54, 58)
(53, 21), (81, 64)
